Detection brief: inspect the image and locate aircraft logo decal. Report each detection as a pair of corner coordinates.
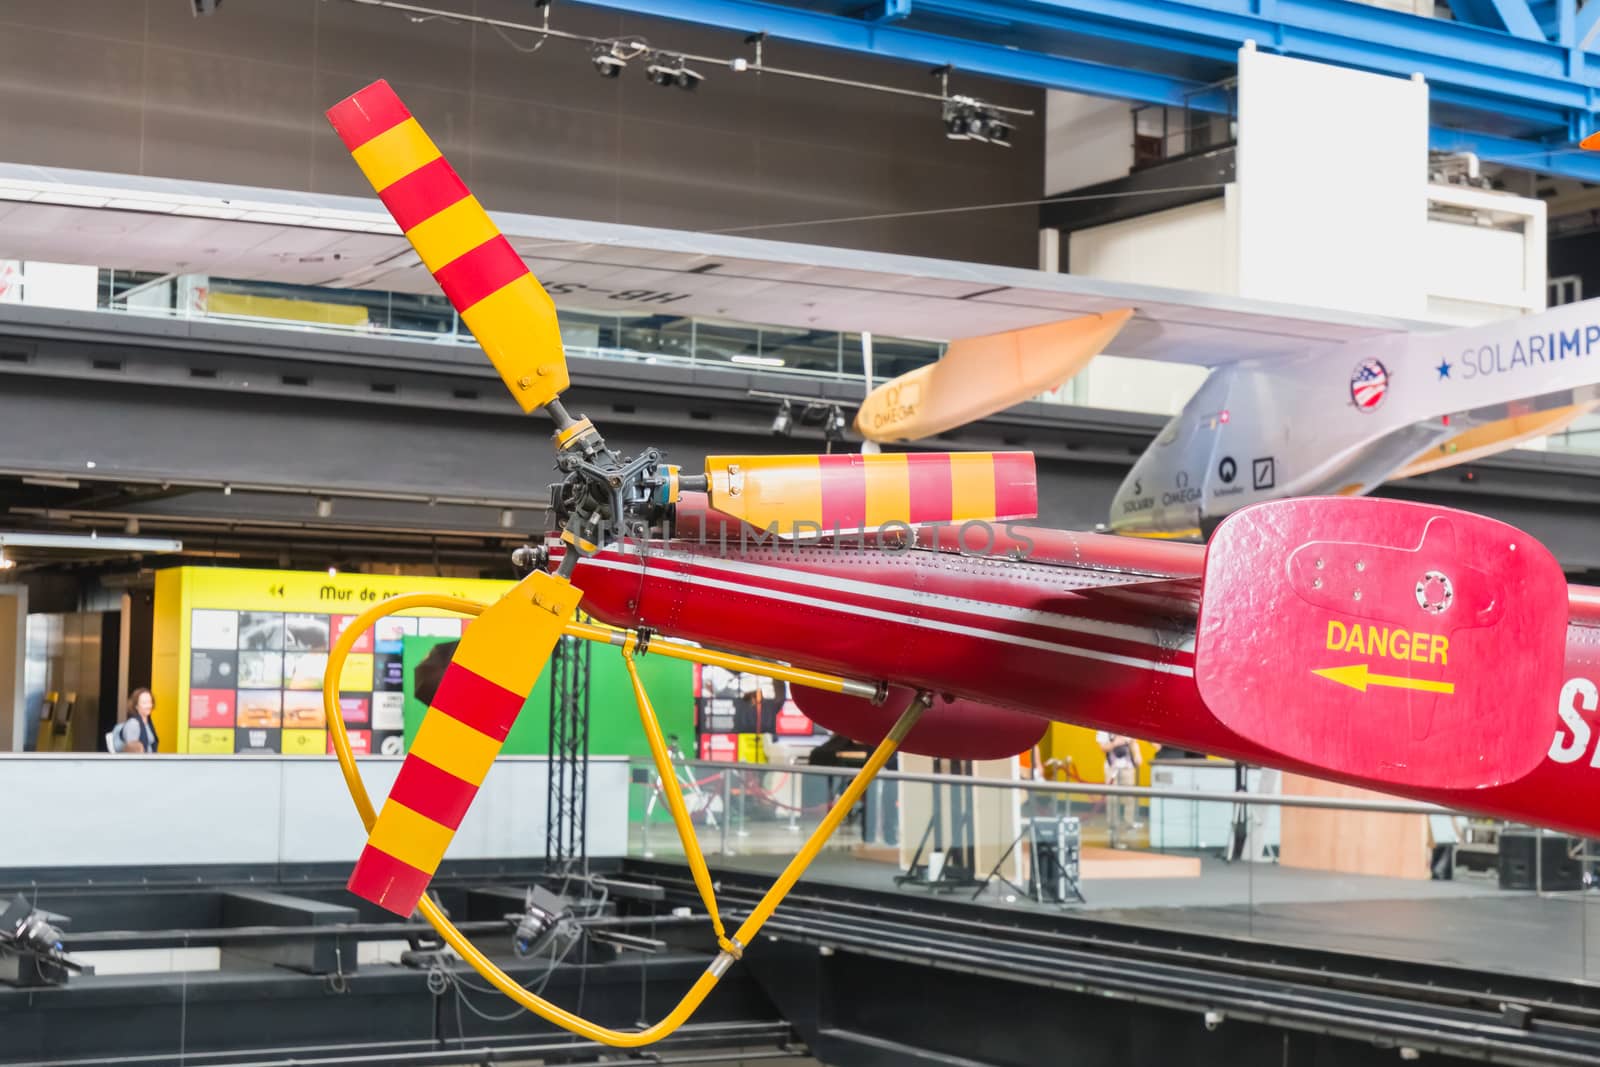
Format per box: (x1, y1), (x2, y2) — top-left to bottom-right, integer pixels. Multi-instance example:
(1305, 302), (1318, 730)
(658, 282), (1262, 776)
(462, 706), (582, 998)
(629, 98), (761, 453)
(1350, 358), (1390, 411)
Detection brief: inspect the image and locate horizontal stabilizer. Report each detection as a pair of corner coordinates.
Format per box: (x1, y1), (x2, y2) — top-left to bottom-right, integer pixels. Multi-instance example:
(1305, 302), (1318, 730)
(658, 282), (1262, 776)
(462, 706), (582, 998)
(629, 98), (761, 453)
(704, 452), (1036, 534)
(1194, 498), (1567, 791)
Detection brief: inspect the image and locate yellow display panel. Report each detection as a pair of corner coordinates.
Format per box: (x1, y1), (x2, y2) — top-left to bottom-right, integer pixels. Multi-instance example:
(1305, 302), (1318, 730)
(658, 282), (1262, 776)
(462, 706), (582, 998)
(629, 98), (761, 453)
(152, 567), (513, 755)
(283, 729), (329, 756)
(339, 653), (375, 693)
(187, 728), (235, 754)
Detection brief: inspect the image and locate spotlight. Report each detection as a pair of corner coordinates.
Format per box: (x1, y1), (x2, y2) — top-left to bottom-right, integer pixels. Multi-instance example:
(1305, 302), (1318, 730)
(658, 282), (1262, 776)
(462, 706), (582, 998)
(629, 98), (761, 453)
(824, 405), (848, 442)
(316, 497), (334, 518)
(0, 552), (12, 571)
(591, 44), (626, 78)
(327, 565), (339, 578)
(770, 399), (794, 437)
(941, 96), (1014, 147)
(646, 54), (702, 91)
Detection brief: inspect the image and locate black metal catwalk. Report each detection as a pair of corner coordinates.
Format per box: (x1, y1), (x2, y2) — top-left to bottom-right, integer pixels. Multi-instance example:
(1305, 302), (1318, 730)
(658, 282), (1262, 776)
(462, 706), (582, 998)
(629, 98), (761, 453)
(546, 630), (592, 873)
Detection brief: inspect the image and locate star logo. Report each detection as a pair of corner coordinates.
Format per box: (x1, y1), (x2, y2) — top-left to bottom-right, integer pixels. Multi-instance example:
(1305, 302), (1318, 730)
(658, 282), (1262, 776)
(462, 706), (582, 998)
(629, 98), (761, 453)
(1436, 358), (1452, 380)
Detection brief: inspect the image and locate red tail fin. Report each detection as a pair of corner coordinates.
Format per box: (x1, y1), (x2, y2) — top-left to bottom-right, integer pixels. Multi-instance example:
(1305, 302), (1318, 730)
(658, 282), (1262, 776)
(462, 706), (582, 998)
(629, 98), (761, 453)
(1194, 498), (1566, 791)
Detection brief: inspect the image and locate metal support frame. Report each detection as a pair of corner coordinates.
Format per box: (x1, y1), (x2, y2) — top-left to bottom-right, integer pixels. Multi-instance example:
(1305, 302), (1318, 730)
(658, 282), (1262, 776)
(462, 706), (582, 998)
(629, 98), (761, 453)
(569, 0), (1600, 178)
(546, 631), (593, 875)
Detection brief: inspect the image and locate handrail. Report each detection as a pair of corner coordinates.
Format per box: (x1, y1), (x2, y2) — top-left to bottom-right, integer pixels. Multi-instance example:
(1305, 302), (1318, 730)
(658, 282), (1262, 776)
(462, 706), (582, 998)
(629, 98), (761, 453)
(646, 756), (1450, 815)
(83, 301), (874, 385)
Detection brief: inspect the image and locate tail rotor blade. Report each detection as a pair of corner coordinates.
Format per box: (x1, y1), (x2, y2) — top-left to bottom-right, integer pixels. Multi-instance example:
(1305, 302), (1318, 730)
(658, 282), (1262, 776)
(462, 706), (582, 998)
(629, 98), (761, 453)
(347, 571), (583, 916)
(703, 451), (1036, 532)
(326, 80), (569, 413)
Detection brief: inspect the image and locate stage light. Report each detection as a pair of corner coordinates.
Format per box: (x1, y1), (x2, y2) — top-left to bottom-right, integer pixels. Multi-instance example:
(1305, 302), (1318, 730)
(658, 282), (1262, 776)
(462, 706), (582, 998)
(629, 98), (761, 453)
(0, 552), (12, 571)
(941, 96), (1014, 147)
(770, 399), (794, 437)
(646, 54), (702, 91)
(591, 44), (626, 78)
(824, 405), (848, 442)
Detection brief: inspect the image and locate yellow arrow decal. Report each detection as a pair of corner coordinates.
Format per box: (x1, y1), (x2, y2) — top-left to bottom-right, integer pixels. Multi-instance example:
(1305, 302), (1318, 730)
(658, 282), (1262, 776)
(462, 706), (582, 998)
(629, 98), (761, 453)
(1312, 662), (1455, 695)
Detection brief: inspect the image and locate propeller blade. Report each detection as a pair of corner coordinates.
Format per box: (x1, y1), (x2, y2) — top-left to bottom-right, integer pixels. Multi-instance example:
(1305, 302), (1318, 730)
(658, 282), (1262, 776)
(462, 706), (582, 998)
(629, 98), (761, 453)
(702, 452), (1035, 533)
(326, 80), (568, 413)
(856, 309), (1132, 444)
(347, 572), (582, 916)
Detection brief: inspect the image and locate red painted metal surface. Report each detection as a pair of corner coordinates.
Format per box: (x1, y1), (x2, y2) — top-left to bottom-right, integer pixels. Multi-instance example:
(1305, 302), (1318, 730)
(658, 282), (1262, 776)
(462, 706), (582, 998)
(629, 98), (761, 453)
(792, 685), (1048, 761)
(1196, 499), (1568, 791)
(563, 496), (1600, 841)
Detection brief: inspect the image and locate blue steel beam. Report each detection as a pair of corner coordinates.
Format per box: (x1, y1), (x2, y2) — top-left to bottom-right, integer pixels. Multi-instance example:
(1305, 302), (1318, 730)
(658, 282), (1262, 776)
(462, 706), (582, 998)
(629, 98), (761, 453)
(914, 0), (1572, 127)
(969, 0), (1600, 108)
(589, 0), (1598, 120)
(1431, 127), (1600, 180)
(1445, 0), (1547, 40)
(575, 0), (1236, 108)
(1550, 0), (1576, 47)
(912, 0), (1242, 66)
(575, 0), (1600, 179)
(1579, 0), (1600, 48)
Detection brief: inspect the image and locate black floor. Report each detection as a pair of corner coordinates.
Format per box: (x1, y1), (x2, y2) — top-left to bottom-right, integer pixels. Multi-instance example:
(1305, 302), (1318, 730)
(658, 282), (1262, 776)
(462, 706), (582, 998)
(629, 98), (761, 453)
(698, 847), (1600, 984)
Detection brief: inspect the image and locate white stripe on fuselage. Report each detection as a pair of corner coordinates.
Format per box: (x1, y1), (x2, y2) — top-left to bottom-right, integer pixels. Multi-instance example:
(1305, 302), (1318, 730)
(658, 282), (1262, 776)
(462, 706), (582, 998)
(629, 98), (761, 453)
(608, 543), (1196, 654)
(581, 554), (1196, 678)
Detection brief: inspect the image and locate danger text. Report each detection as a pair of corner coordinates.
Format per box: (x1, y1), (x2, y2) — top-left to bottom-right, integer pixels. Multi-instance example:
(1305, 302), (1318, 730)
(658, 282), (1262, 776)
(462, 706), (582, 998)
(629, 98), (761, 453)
(1325, 620), (1448, 665)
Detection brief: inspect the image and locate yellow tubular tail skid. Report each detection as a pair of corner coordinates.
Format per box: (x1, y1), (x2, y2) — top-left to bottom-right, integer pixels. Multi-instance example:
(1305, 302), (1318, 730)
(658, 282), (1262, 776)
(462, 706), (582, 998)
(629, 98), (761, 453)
(324, 593), (918, 1048)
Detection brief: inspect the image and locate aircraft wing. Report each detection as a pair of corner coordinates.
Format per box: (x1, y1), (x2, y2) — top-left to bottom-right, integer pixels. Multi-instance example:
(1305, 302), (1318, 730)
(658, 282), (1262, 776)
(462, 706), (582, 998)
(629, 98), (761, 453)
(0, 162), (1430, 366)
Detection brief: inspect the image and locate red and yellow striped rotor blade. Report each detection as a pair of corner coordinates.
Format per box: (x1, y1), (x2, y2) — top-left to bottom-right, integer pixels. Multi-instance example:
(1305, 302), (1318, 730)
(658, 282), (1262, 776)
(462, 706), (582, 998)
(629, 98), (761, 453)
(703, 451), (1036, 533)
(325, 80), (568, 413)
(347, 572), (582, 916)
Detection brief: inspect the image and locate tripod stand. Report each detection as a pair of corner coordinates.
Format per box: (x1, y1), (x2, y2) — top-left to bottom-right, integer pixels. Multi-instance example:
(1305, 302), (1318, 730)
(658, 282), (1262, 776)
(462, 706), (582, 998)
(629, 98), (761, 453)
(976, 803), (1085, 905)
(896, 758), (984, 892)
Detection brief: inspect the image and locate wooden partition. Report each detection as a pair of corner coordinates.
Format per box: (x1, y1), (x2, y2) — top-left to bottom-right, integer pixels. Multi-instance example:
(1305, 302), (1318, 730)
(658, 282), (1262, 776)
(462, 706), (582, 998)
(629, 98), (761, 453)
(1277, 774), (1431, 880)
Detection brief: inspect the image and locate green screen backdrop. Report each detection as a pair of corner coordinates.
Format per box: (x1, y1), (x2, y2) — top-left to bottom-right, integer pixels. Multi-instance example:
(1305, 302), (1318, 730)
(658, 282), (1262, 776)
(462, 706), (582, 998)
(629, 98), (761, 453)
(400, 635), (695, 758)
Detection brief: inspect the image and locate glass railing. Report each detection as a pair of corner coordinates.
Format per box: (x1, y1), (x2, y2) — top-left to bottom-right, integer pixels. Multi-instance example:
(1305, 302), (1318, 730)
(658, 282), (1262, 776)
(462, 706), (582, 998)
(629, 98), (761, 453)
(85, 270), (959, 390)
(628, 755), (1600, 984)
(1542, 413), (1600, 457)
